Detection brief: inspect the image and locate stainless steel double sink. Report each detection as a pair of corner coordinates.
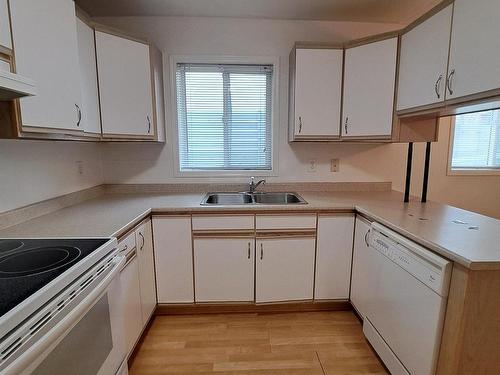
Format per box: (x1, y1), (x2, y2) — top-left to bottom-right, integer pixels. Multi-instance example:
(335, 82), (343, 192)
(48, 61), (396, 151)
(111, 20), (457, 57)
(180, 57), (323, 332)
(201, 192), (307, 205)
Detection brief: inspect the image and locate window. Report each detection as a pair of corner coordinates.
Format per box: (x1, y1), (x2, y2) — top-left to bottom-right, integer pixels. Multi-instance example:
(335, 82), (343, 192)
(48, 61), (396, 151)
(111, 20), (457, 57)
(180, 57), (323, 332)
(176, 63), (273, 172)
(450, 109), (500, 172)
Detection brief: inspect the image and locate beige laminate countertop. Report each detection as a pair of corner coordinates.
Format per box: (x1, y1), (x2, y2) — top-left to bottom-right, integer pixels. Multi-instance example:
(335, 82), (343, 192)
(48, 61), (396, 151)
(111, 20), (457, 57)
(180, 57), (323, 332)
(0, 190), (499, 270)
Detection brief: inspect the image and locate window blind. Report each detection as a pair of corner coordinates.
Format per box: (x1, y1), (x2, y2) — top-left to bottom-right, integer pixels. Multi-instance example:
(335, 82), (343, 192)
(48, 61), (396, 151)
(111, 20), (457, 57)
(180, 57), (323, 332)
(176, 63), (273, 171)
(451, 109), (500, 169)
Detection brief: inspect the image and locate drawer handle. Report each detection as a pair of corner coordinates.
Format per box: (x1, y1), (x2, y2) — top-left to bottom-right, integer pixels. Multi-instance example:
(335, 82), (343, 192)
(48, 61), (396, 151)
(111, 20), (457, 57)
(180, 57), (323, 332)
(344, 116), (348, 134)
(248, 242), (251, 259)
(364, 229), (371, 247)
(121, 244), (128, 253)
(147, 115), (151, 134)
(260, 243), (263, 260)
(298, 116), (302, 133)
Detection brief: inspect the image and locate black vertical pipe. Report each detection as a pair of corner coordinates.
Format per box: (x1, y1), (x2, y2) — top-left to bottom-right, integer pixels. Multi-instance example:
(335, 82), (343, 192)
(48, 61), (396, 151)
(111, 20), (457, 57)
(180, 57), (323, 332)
(421, 142), (432, 203)
(404, 142), (413, 203)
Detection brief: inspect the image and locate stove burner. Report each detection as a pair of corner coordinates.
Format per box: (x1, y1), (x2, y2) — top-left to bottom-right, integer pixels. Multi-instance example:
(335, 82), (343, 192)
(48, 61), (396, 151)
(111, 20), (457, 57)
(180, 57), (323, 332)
(0, 246), (82, 279)
(0, 240), (24, 253)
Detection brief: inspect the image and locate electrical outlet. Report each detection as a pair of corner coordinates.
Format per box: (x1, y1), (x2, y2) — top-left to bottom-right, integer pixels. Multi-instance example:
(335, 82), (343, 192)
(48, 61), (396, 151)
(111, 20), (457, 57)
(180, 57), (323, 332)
(76, 161), (84, 175)
(330, 159), (339, 172)
(307, 159), (317, 173)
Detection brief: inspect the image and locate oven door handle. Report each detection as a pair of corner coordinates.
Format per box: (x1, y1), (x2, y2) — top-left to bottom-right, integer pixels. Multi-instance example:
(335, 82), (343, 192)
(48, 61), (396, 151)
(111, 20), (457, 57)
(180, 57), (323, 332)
(3, 254), (126, 375)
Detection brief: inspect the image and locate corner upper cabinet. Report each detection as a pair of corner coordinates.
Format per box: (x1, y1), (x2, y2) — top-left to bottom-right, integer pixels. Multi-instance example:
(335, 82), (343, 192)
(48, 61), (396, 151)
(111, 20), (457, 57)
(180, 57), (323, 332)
(447, 0), (500, 102)
(397, 5), (453, 112)
(9, 0), (83, 134)
(76, 16), (101, 137)
(342, 37), (397, 139)
(95, 29), (164, 141)
(289, 45), (343, 141)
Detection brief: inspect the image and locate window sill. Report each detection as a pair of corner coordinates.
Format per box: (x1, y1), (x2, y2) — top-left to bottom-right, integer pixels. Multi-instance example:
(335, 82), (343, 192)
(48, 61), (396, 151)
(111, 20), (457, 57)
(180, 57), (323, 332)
(447, 168), (500, 176)
(175, 169), (277, 178)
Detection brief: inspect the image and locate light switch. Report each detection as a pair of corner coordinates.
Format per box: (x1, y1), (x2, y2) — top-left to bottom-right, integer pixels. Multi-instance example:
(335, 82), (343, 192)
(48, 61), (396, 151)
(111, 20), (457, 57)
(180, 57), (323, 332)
(331, 159), (339, 172)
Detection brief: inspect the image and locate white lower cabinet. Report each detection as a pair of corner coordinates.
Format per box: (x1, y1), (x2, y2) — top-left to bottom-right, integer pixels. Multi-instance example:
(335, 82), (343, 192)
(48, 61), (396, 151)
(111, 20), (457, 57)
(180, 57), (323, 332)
(153, 216), (194, 303)
(136, 219), (156, 323)
(194, 238), (254, 302)
(315, 215), (355, 300)
(119, 247), (143, 354)
(256, 237), (315, 303)
(350, 216), (372, 318)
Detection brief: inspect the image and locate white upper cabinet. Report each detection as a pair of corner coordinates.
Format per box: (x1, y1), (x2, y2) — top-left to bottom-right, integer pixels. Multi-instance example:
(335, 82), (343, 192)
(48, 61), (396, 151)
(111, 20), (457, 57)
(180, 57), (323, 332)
(447, 0), (500, 100)
(10, 0), (83, 132)
(290, 47), (343, 140)
(397, 5), (453, 111)
(315, 215), (354, 300)
(0, 0), (12, 50)
(194, 238), (255, 302)
(76, 18), (101, 136)
(95, 30), (154, 138)
(342, 37), (397, 138)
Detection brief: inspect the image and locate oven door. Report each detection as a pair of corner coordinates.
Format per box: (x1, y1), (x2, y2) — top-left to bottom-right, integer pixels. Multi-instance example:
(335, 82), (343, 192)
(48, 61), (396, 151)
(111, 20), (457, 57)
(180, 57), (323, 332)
(1, 254), (127, 375)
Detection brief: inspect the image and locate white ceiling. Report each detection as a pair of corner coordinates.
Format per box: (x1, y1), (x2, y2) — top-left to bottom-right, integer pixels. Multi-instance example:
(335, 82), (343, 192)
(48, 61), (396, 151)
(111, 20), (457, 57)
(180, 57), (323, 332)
(76, 0), (442, 25)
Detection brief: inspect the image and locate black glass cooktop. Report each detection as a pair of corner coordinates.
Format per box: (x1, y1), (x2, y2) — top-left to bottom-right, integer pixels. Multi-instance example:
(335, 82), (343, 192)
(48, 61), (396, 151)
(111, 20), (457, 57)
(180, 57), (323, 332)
(0, 238), (109, 318)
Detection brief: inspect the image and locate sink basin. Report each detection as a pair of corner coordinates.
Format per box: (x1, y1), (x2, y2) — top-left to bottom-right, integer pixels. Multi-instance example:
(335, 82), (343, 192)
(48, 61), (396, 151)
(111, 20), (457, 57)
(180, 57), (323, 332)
(201, 192), (307, 205)
(203, 192), (253, 205)
(252, 192), (306, 205)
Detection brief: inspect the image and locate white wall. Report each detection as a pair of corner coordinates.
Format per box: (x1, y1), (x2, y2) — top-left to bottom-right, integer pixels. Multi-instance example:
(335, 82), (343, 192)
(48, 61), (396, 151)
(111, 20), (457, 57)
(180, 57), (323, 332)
(97, 16), (403, 184)
(0, 140), (103, 213)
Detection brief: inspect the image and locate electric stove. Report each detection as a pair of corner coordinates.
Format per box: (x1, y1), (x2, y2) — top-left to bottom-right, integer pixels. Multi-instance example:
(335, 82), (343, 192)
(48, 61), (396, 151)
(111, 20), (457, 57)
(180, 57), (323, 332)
(0, 237), (118, 339)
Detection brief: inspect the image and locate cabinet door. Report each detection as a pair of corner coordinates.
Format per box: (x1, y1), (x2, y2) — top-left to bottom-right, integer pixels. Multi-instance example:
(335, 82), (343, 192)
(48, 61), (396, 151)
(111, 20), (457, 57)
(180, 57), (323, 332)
(447, 0), (500, 100)
(350, 217), (372, 318)
(119, 252), (143, 354)
(256, 237), (315, 303)
(315, 215), (354, 300)
(342, 38), (397, 138)
(136, 220), (156, 323)
(293, 48), (343, 138)
(0, 0), (11, 50)
(153, 217), (194, 303)
(194, 238), (254, 302)
(10, 0), (82, 131)
(95, 30), (154, 137)
(397, 5), (452, 111)
(76, 18), (101, 135)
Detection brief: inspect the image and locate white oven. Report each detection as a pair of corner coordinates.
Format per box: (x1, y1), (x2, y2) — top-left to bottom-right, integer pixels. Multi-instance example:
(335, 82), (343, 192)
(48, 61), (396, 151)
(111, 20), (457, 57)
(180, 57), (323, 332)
(0, 248), (126, 375)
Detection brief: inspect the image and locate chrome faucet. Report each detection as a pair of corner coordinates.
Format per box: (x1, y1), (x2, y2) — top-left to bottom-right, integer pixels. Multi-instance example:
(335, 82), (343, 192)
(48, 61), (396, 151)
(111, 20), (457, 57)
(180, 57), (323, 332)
(248, 177), (266, 193)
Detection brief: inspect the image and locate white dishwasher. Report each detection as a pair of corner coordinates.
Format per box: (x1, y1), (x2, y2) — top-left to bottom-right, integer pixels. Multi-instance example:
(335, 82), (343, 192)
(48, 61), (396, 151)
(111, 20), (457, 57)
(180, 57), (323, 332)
(363, 222), (452, 375)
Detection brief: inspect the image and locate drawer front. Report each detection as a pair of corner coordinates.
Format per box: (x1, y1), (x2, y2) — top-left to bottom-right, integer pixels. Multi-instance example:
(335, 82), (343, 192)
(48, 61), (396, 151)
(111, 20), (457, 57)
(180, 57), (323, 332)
(192, 215), (254, 231)
(256, 214), (317, 230)
(118, 231), (137, 255)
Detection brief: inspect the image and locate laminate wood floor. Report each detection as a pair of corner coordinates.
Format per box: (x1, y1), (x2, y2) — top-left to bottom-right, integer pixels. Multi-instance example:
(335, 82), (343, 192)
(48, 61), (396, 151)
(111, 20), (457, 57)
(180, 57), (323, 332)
(129, 311), (388, 375)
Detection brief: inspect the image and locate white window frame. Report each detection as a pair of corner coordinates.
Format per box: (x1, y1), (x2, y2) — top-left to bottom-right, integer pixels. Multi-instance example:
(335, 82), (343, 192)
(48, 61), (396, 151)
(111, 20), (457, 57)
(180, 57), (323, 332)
(447, 115), (500, 176)
(170, 55), (280, 178)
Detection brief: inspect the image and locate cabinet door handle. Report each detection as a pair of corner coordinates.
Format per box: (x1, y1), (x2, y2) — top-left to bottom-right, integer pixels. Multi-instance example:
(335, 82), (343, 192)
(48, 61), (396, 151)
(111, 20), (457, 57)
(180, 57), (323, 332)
(344, 117), (348, 134)
(147, 115), (151, 134)
(248, 242), (251, 259)
(446, 69), (455, 95)
(260, 243), (263, 260)
(435, 75), (443, 99)
(139, 232), (145, 251)
(75, 104), (82, 127)
(364, 229), (371, 247)
(298, 116), (302, 133)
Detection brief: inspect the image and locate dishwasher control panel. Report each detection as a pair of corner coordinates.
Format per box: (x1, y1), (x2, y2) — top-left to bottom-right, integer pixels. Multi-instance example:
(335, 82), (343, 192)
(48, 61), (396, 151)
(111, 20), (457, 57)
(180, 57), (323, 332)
(370, 223), (452, 297)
